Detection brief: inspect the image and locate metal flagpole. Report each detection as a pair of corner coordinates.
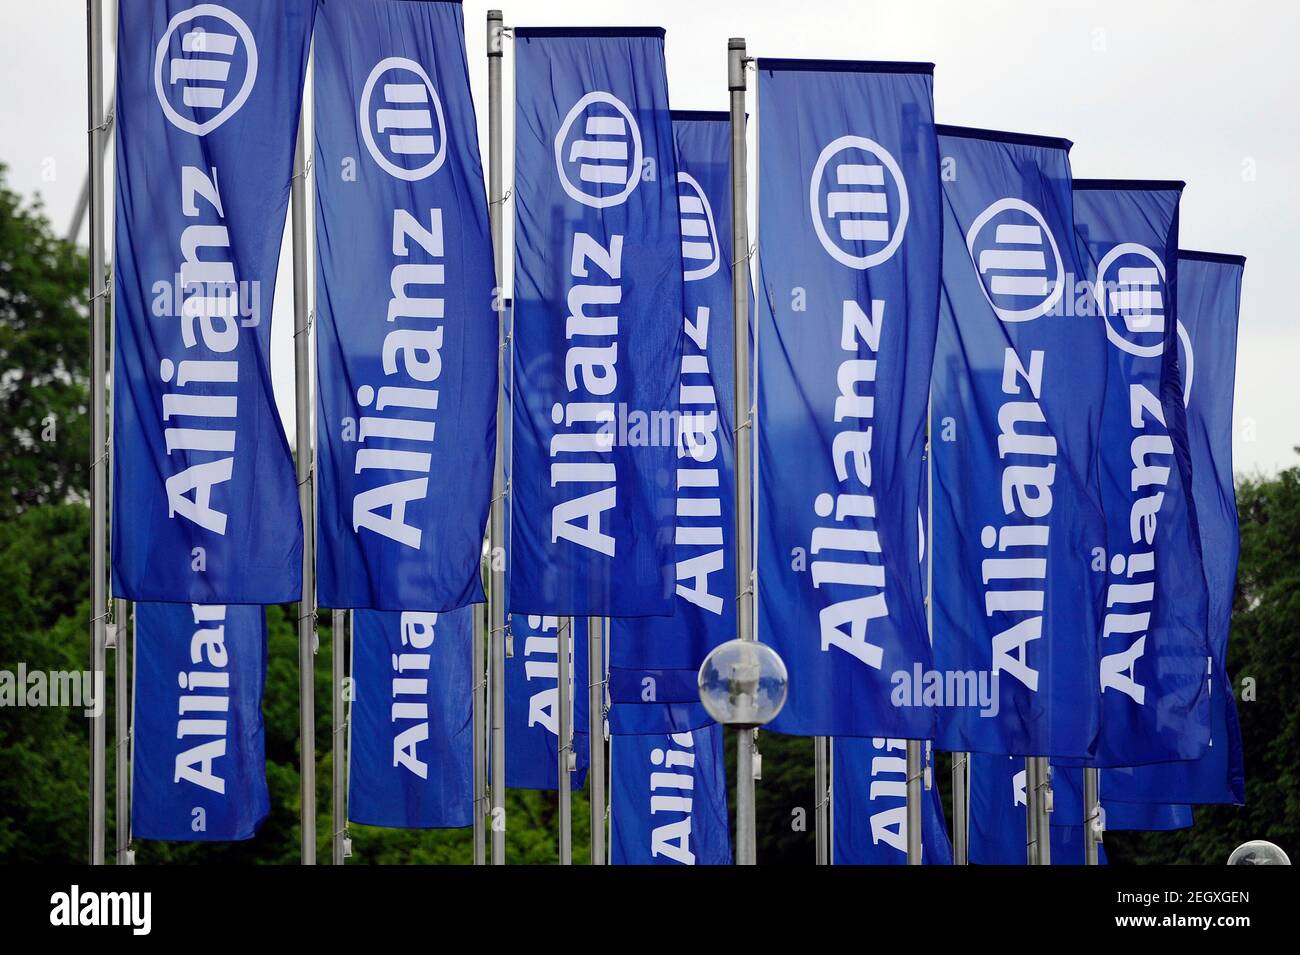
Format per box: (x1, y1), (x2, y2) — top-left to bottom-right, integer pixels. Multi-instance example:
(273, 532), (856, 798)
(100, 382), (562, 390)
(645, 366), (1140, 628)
(85, 0), (108, 867)
(332, 609), (346, 864)
(814, 737), (829, 864)
(113, 598), (130, 864)
(68, 0), (116, 245)
(472, 599), (486, 863)
(826, 738), (834, 864)
(951, 752), (968, 864)
(588, 617), (606, 864)
(906, 740), (923, 864)
(1036, 756), (1052, 865)
(291, 73), (317, 867)
(728, 35), (758, 869)
(1083, 766), (1101, 865)
(103, 67), (129, 863)
(486, 7), (509, 868)
(907, 400), (936, 866)
(557, 617), (573, 864)
(1025, 756), (1038, 864)
(112, 599), (129, 864)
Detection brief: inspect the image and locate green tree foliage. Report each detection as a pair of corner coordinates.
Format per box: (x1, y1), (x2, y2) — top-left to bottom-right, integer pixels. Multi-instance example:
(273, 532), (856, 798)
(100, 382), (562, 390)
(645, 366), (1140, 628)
(1, 162), (1295, 864)
(0, 167), (91, 518)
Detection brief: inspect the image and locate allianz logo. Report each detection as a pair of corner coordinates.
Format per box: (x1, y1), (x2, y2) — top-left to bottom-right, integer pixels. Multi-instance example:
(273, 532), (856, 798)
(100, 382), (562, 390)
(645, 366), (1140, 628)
(966, 198), (1065, 322)
(810, 134), (909, 269)
(360, 56), (447, 181)
(1093, 243), (1168, 358)
(554, 91), (643, 208)
(154, 4), (257, 136)
(677, 172), (720, 282)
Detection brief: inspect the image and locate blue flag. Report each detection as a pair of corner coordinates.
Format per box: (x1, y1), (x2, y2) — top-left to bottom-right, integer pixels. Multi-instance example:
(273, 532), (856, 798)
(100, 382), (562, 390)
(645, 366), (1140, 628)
(756, 60), (942, 739)
(111, 0), (315, 603)
(610, 724), (731, 864)
(509, 28), (682, 616)
(1103, 800), (1193, 831)
(132, 603), (268, 841)
(313, 0), (496, 611)
(609, 111), (738, 736)
(932, 127), (1107, 759)
(1048, 762), (1192, 832)
(501, 614), (589, 790)
(832, 738), (951, 864)
(1071, 181), (1210, 765)
(1105, 251), (1247, 805)
(968, 754), (1108, 864)
(348, 608), (473, 829)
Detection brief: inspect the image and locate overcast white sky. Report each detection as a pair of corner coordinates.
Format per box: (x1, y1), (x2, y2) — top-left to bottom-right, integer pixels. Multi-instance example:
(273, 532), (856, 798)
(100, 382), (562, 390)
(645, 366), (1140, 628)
(2, 0), (1296, 475)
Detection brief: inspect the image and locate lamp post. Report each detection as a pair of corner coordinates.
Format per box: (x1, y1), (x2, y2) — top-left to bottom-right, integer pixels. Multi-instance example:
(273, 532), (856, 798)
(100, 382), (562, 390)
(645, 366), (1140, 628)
(698, 639), (789, 864)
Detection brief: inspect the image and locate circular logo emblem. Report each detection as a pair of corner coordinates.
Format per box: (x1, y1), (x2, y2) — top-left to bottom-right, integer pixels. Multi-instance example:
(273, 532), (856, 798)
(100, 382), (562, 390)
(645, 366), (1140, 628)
(809, 135), (909, 270)
(554, 92), (642, 209)
(676, 172), (720, 282)
(153, 4), (257, 136)
(1092, 242), (1168, 358)
(965, 198), (1064, 322)
(360, 57), (447, 181)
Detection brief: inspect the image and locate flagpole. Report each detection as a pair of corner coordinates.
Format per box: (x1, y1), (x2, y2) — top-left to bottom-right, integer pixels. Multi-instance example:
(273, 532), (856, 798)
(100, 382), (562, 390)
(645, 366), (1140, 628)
(909, 399), (936, 866)
(331, 609), (346, 864)
(291, 72), (317, 867)
(472, 599), (487, 864)
(84, 0), (108, 867)
(1025, 756), (1039, 864)
(1037, 757), (1052, 865)
(826, 738), (834, 863)
(588, 617), (606, 864)
(905, 740), (923, 864)
(814, 737), (829, 864)
(486, 6), (509, 868)
(1083, 766), (1100, 865)
(727, 35), (759, 868)
(951, 752), (968, 864)
(558, 617), (573, 864)
(113, 598), (131, 864)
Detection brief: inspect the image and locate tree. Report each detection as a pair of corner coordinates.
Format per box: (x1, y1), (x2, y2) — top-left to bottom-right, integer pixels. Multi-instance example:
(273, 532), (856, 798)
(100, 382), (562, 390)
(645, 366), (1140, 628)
(0, 165), (91, 518)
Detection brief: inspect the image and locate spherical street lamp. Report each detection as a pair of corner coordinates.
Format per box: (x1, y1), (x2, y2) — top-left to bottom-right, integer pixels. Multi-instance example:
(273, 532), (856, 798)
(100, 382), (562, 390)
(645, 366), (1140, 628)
(1227, 840), (1291, 865)
(697, 638), (788, 728)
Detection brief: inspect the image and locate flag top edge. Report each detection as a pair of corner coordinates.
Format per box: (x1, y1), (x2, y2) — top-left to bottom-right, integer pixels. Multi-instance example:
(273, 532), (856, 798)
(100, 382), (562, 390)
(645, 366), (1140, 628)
(1073, 178), (1187, 192)
(757, 57), (934, 75)
(936, 124), (1073, 153)
(1179, 249), (1247, 266)
(671, 110), (731, 122)
(514, 26), (666, 39)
